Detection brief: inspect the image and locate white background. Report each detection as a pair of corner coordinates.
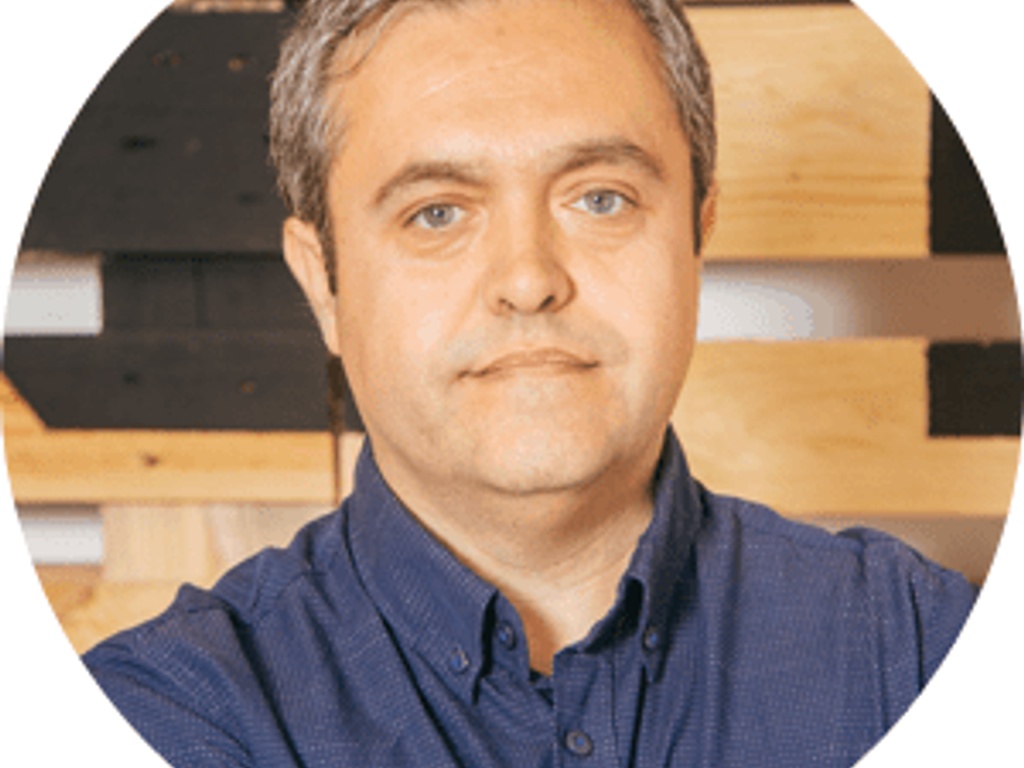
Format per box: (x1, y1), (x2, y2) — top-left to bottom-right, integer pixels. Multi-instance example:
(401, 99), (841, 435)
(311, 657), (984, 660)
(1, 0), (1021, 764)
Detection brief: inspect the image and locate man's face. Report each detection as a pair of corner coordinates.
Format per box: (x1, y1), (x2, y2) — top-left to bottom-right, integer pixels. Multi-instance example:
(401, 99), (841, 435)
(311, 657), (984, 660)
(288, 0), (703, 508)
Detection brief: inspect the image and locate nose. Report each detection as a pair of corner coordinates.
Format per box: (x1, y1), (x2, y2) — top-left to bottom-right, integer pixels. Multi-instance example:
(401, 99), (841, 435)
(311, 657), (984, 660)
(483, 205), (575, 317)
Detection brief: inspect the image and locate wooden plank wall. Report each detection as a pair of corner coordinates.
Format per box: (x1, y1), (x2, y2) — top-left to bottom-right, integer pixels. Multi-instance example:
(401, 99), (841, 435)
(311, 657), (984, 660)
(2, 376), (334, 504)
(5, 2), (1019, 653)
(696, 4), (930, 258)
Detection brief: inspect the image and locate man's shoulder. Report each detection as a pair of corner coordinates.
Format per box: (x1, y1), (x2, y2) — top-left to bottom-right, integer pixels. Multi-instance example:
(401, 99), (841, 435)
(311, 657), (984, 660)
(82, 505), (365, 668)
(211, 508), (352, 623)
(694, 484), (978, 678)
(698, 484), (961, 580)
(693, 483), (980, 624)
(79, 505), (399, 766)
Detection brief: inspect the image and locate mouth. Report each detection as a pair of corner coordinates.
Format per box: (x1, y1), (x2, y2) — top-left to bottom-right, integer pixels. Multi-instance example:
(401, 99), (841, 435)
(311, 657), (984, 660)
(465, 347), (599, 379)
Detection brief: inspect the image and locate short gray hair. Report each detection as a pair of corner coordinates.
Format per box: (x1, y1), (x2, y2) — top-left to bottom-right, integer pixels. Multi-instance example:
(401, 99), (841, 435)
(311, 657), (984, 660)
(269, 0), (716, 269)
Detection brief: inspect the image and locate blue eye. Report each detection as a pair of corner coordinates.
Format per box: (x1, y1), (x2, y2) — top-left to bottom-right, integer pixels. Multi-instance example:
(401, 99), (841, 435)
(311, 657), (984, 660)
(410, 203), (463, 230)
(572, 190), (629, 216)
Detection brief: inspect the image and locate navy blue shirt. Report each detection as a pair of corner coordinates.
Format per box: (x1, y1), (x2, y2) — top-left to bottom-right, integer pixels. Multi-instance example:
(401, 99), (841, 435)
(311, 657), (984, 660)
(84, 430), (976, 767)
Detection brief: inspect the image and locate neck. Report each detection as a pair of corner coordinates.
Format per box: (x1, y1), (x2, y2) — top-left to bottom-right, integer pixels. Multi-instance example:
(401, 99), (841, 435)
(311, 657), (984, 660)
(375, 440), (661, 675)
(478, 495), (651, 674)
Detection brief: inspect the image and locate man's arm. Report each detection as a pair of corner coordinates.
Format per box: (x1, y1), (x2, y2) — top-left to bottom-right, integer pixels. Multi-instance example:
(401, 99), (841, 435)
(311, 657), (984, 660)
(83, 586), (284, 768)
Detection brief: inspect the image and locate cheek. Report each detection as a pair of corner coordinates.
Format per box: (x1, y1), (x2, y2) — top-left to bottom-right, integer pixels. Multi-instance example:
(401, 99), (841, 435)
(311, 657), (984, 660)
(333, 252), (403, 406)
(588, 234), (698, 346)
(406, 299), (458, 361)
(638, 221), (700, 339)
(589, 236), (699, 408)
(644, 257), (700, 380)
(335, 261), (466, 403)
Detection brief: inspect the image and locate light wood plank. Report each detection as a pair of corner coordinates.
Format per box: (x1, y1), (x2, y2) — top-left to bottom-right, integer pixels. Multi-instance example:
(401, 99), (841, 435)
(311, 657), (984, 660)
(339, 432), (365, 500)
(2, 375), (334, 504)
(0, 373), (46, 433)
(35, 565), (102, 624)
(690, 5), (930, 257)
(36, 565), (180, 655)
(101, 504), (327, 584)
(674, 339), (1019, 516)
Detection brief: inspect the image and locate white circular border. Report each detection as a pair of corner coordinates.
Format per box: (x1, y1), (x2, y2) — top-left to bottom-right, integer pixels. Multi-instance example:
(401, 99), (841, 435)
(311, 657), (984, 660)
(853, 0), (1024, 762)
(1, 0), (1021, 764)
(1, 4), (172, 764)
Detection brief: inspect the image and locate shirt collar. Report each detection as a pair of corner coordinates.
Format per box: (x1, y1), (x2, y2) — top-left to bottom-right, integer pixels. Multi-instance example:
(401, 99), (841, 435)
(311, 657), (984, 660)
(619, 427), (704, 682)
(345, 428), (703, 698)
(346, 444), (497, 704)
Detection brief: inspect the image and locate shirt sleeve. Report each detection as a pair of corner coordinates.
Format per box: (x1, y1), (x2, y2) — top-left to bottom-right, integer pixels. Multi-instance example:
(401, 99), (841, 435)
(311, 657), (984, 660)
(904, 547), (979, 684)
(85, 640), (252, 767)
(81, 586), (289, 768)
(845, 527), (979, 704)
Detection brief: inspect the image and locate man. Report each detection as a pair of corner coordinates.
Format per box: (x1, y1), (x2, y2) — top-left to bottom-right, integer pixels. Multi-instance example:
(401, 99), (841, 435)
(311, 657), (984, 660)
(83, 0), (976, 765)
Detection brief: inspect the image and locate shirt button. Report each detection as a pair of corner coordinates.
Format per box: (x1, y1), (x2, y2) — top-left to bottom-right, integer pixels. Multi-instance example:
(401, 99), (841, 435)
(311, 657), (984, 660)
(496, 622), (517, 650)
(564, 729), (594, 757)
(448, 647), (470, 675)
(642, 625), (660, 652)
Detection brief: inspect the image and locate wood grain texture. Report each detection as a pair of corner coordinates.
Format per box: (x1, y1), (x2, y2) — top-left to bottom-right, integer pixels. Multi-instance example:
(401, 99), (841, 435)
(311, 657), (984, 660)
(675, 339), (1019, 515)
(35, 565), (179, 655)
(36, 565), (102, 623)
(690, 5), (930, 257)
(101, 504), (327, 584)
(338, 432), (365, 503)
(2, 375), (334, 504)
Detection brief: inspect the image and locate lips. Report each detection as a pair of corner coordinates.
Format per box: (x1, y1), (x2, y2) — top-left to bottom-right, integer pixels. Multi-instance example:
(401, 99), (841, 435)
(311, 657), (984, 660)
(467, 347), (598, 378)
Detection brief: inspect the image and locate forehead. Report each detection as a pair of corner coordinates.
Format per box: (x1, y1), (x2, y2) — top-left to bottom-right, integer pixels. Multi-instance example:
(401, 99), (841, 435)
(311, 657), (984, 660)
(325, 0), (687, 175)
(338, 0), (658, 67)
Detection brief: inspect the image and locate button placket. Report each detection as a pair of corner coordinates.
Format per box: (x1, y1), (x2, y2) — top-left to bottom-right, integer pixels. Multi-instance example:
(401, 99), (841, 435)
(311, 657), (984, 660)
(552, 653), (615, 763)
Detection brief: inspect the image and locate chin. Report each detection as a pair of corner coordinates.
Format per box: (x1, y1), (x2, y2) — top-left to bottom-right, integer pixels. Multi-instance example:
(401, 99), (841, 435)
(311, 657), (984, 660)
(464, 425), (619, 496)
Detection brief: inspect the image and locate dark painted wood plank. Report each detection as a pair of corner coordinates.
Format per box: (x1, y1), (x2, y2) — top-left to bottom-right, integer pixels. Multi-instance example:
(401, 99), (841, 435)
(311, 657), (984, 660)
(4, 252), (364, 432)
(928, 342), (1022, 436)
(102, 253), (314, 331)
(930, 95), (1007, 255)
(3, 331), (335, 431)
(21, 11), (289, 254)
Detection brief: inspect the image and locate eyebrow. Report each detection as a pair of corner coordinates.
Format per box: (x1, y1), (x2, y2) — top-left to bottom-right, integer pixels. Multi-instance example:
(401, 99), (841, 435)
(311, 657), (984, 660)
(371, 161), (487, 210)
(547, 139), (667, 184)
(370, 137), (667, 210)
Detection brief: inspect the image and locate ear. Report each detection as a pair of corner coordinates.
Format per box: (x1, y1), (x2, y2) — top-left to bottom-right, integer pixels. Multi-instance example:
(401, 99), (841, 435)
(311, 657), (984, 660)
(698, 182), (719, 256)
(282, 216), (340, 356)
